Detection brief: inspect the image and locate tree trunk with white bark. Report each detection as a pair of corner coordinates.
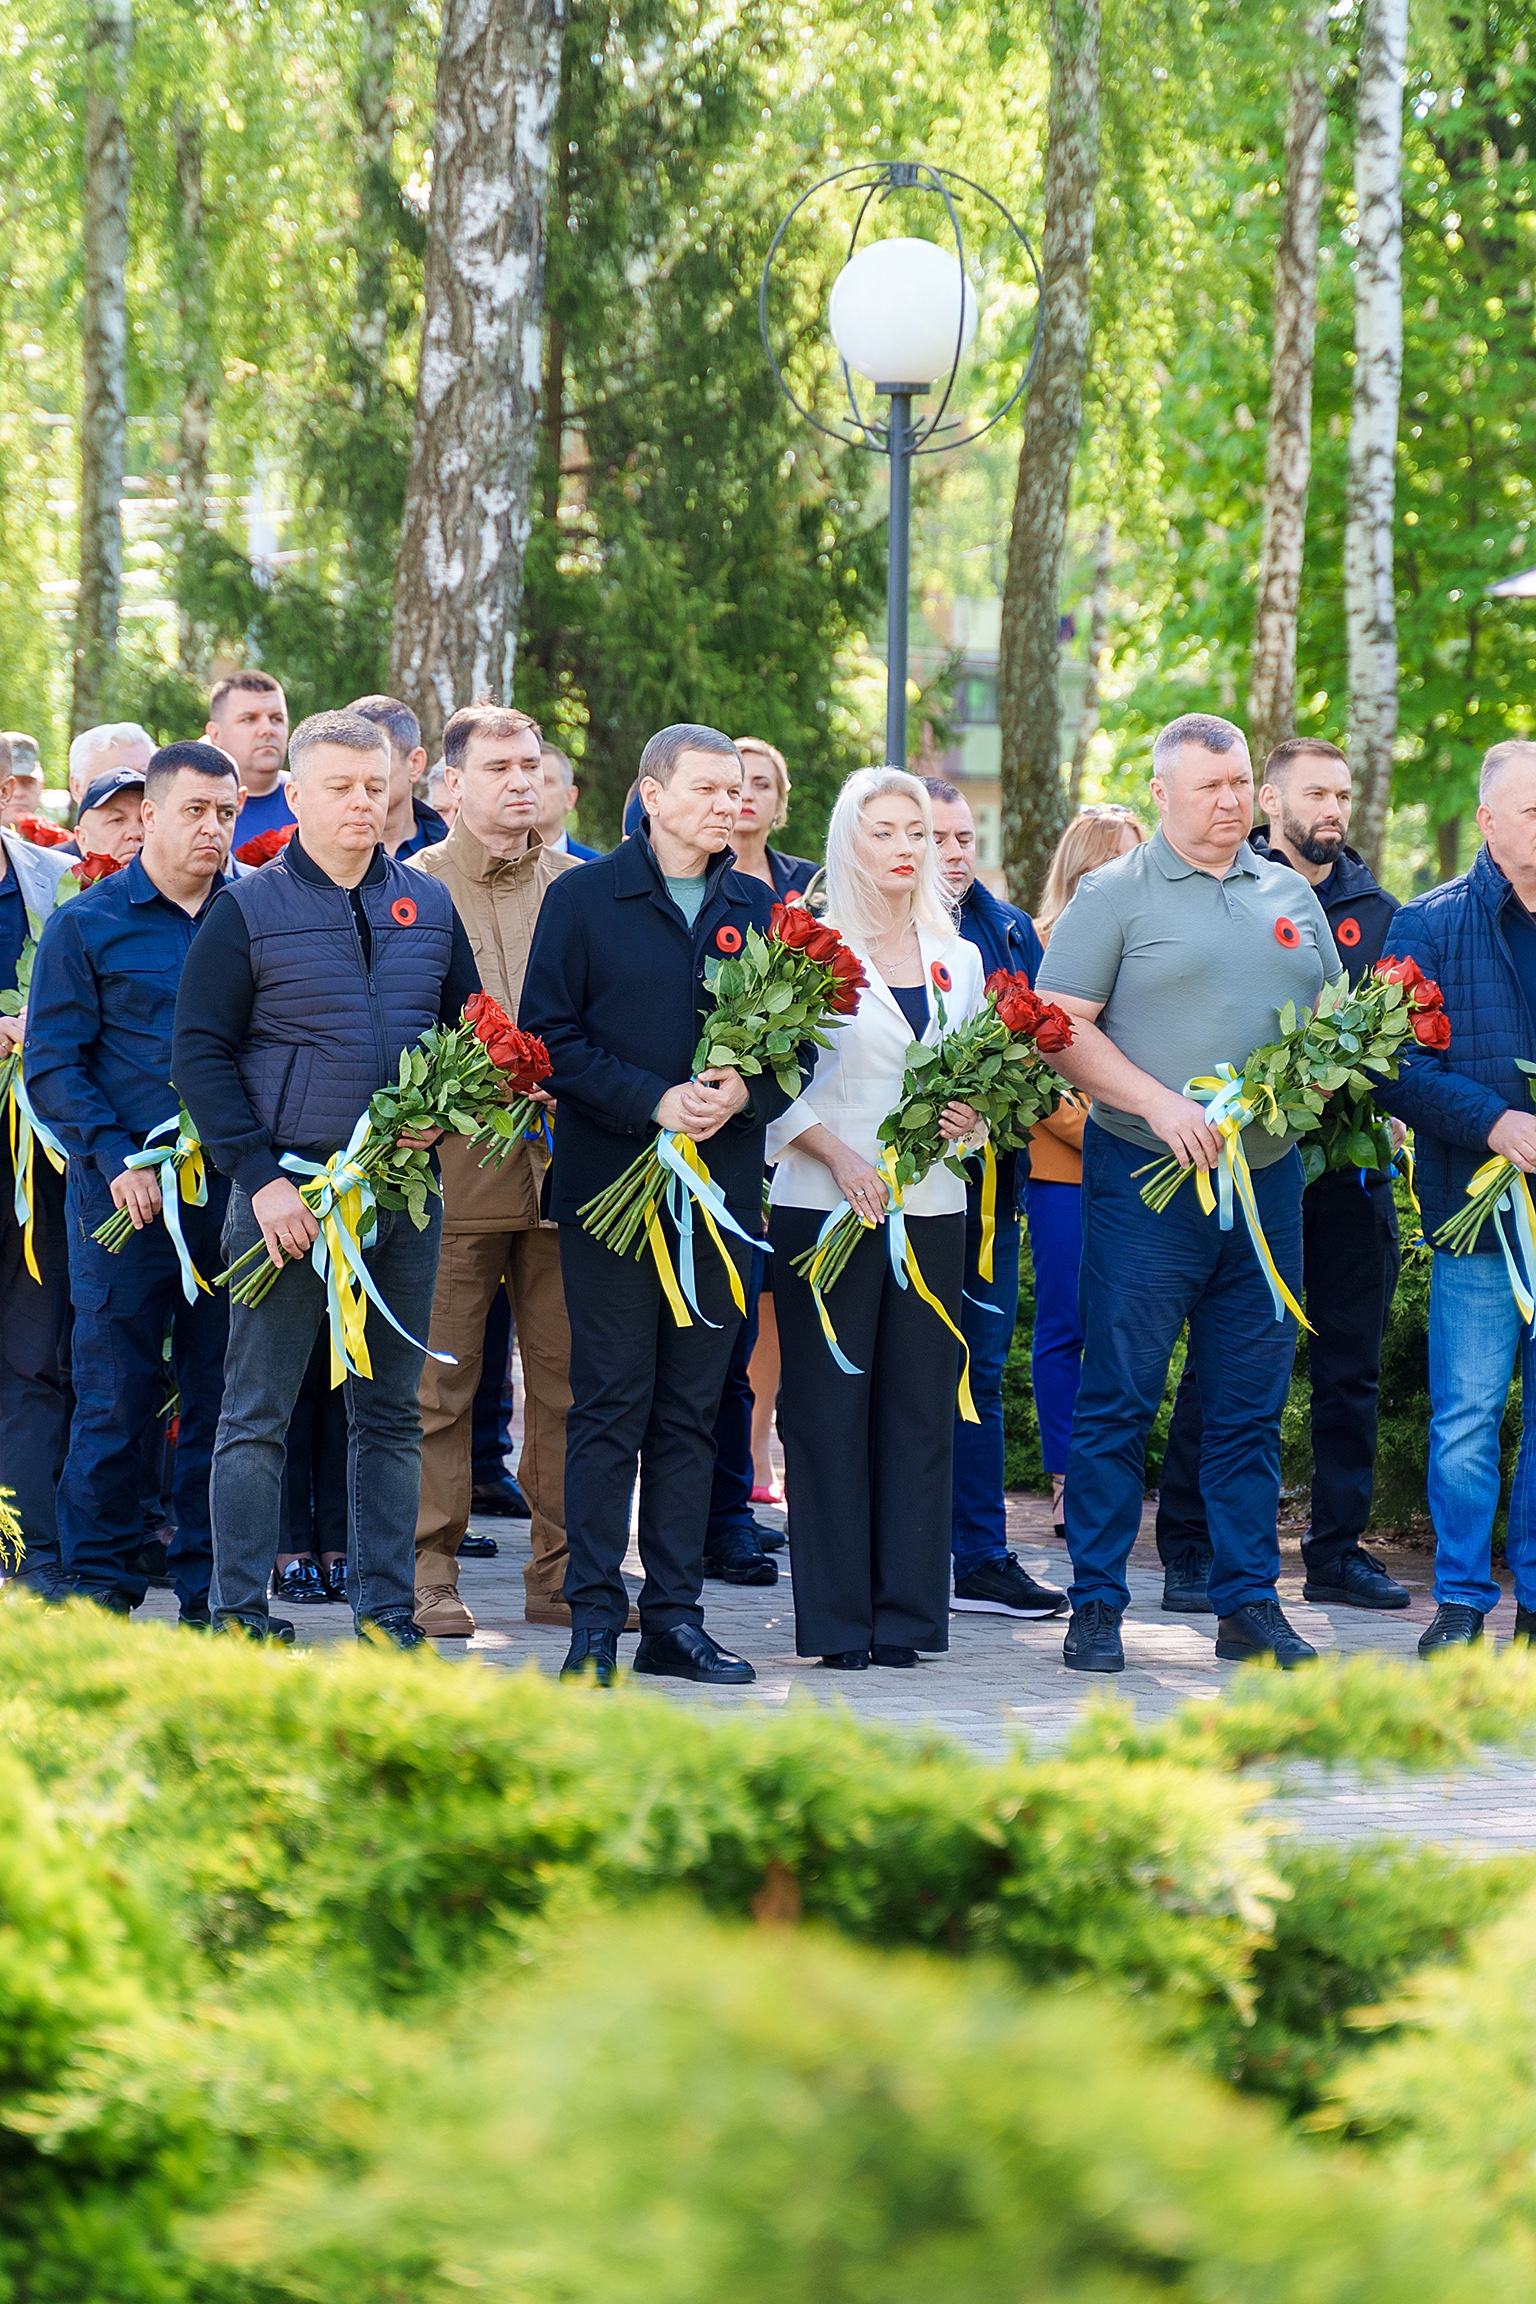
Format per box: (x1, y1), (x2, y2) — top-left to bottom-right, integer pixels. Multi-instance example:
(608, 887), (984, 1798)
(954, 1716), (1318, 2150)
(1068, 520), (1112, 809)
(172, 101), (211, 676)
(998, 0), (1101, 910)
(1248, 13), (1328, 769)
(1344, 0), (1407, 872)
(390, 0), (565, 748)
(73, 0), (133, 736)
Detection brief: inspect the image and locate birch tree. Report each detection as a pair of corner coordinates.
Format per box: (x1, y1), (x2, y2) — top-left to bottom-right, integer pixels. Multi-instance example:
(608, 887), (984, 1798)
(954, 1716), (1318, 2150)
(1248, 11), (1328, 768)
(1068, 520), (1112, 810)
(1344, 0), (1407, 871)
(390, 0), (565, 747)
(72, 0), (133, 735)
(170, 100), (211, 675)
(998, 0), (1101, 909)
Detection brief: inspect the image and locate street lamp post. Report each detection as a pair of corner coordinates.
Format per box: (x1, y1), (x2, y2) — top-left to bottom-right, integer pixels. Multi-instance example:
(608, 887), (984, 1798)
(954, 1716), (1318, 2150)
(760, 161), (1042, 768)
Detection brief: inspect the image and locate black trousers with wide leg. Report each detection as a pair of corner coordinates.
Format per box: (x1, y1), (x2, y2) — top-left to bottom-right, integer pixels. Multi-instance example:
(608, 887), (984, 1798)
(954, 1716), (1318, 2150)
(769, 1205), (963, 1658)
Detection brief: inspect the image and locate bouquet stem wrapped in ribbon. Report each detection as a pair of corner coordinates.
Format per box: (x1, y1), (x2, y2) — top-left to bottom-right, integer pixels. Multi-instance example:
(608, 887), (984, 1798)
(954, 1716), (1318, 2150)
(0, 1050), (66, 1284)
(793, 971), (1077, 1416)
(1436, 1056), (1536, 1328)
(578, 903), (866, 1326)
(1136, 959), (1448, 1324)
(91, 1107), (211, 1302)
(214, 996), (552, 1385)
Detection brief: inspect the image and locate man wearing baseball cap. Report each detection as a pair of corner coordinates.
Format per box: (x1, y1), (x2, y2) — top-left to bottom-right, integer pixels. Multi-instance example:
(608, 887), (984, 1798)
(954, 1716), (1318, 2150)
(68, 766), (149, 868)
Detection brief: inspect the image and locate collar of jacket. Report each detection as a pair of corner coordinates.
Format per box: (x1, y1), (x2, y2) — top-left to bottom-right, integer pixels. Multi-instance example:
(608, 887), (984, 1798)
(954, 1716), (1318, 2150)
(1248, 828), (1389, 907)
(1471, 841), (1522, 916)
(0, 823), (73, 936)
(616, 824), (741, 908)
(960, 877), (1017, 936)
(284, 836), (388, 891)
(436, 815), (549, 885)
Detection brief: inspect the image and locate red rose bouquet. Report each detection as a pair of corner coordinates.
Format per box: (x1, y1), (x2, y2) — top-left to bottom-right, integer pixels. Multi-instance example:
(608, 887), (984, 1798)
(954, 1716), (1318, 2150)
(578, 903), (866, 1321)
(13, 814), (71, 848)
(214, 1002), (554, 1378)
(235, 823), (297, 867)
(66, 852), (124, 889)
(791, 967), (1077, 1303)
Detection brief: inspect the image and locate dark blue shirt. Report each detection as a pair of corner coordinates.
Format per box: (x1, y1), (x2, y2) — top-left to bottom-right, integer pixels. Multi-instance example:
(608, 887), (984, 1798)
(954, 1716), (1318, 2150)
(891, 982), (930, 1040)
(1502, 897), (1536, 1041)
(0, 866), (26, 998)
(396, 796), (450, 859)
(24, 853), (231, 1180)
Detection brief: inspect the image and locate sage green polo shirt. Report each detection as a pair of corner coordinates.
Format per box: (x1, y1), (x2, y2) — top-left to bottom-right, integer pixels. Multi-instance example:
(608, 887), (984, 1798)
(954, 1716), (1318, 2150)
(1035, 826), (1343, 1166)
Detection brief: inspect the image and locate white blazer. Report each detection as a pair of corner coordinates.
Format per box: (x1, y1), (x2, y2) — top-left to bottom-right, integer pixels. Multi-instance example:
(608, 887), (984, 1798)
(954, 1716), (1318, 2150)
(767, 921), (987, 1217)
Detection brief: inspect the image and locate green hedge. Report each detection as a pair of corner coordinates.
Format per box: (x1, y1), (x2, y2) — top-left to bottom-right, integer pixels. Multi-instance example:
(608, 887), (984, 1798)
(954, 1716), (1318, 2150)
(5, 1603), (1536, 2293)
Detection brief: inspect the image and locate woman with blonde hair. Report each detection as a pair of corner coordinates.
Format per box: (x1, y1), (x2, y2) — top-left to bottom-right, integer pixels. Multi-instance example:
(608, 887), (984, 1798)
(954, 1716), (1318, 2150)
(1027, 805), (1147, 1532)
(729, 735), (818, 899)
(766, 767), (985, 1669)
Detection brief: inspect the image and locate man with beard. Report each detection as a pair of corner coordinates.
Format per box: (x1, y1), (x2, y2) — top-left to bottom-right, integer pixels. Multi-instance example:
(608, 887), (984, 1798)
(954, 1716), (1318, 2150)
(1154, 737), (1409, 1616)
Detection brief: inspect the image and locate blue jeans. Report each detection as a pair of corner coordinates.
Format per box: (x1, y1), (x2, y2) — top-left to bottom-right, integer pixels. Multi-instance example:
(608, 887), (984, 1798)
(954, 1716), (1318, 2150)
(1427, 1249), (1536, 1614)
(1023, 1178), (1084, 1476)
(209, 1185), (442, 1628)
(1066, 1123), (1303, 1619)
(57, 1159), (229, 1611)
(951, 1202), (1021, 1574)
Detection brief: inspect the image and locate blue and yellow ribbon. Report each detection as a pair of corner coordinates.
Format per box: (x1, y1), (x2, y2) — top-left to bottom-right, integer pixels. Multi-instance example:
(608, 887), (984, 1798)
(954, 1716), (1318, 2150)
(1465, 1154), (1536, 1334)
(976, 1138), (997, 1283)
(1184, 1065), (1312, 1331)
(802, 1151), (979, 1421)
(123, 1112), (210, 1303)
(652, 1130), (766, 1328)
(3, 1055), (66, 1284)
(280, 1116), (458, 1387)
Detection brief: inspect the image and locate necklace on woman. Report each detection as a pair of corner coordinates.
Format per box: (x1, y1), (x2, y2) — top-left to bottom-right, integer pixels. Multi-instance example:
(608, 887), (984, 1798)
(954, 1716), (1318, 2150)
(867, 916), (919, 982)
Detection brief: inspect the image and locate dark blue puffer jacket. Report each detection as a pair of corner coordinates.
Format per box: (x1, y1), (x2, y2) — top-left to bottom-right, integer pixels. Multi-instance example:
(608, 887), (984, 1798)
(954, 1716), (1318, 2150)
(1381, 843), (1536, 1248)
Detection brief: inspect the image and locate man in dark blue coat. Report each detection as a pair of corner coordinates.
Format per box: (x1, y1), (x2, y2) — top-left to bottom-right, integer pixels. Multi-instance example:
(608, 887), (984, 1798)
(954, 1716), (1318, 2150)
(520, 723), (792, 1687)
(1153, 738), (1412, 1616)
(923, 776), (1067, 1622)
(1382, 739), (1536, 1653)
(25, 741), (241, 1620)
(174, 710), (479, 1646)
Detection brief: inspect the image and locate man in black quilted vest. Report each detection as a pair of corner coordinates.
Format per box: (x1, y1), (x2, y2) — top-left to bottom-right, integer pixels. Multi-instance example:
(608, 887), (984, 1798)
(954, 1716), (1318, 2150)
(174, 709), (479, 1644)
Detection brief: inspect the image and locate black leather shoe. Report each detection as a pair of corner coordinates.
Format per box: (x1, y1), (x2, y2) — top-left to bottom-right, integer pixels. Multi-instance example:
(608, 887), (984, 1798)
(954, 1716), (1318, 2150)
(633, 1624), (755, 1684)
(1514, 1604), (1536, 1645)
(361, 1608), (428, 1651)
(1063, 1600), (1124, 1673)
(1418, 1601), (1485, 1656)
(471, 1476), (531, 1519)
(458, 1530), (500, 1559)
(750, 1515), (787, 1552)
(178, 1599), (212, 1629)
(214, 1613), (296, 1644)
(819, 1649), (869, 1670)
(1302, 1546), (1411, 1610)
(560, 1628), (620, 1685)
(701, 1525), (778, 1586)
(272, 1558), (327, 1605)
(1215, 1599), (1317, 1668)
(1161, 1546), (1214, 1614)
(870, 1644), (920, 1668)
(952, 1554), (1067, 1618)
(320, 1555), (348, 1602)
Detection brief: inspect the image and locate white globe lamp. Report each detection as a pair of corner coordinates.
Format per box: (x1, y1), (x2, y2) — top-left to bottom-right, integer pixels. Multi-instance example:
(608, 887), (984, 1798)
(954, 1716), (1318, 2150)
(828, 236), (978, 389)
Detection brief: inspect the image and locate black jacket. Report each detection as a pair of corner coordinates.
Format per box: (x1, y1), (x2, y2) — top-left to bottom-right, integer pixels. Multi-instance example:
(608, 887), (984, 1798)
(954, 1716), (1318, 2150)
(1248, 831), (1398, 983)
(519, 828), (793, 1225)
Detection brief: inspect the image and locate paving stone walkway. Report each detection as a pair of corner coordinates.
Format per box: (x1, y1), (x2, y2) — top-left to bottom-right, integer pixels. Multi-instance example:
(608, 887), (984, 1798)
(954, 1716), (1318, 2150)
(139, 1486), (1536, 1854)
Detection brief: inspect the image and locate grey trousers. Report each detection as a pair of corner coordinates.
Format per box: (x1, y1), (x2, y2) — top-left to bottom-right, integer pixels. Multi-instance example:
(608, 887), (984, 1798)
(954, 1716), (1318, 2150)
(209, 1184), (442, 1627)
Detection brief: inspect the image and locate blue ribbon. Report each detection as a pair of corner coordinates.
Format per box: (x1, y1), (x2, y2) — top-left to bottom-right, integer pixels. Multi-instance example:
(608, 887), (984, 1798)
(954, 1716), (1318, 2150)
(279, 1114), (457, 1382)
(806, 1199), (866, 1375)
(1491, 1176), (1536, 1337)
(9, 1068), (66, 1217)
(653, 1129), (770, 1327)
(124, 1114), (208, 1305)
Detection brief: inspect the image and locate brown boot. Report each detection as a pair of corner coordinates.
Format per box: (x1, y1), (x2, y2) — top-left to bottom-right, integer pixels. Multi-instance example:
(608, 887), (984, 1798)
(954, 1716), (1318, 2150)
(416, 1583), (475, 1637)
(525, 1592), (639, 1632)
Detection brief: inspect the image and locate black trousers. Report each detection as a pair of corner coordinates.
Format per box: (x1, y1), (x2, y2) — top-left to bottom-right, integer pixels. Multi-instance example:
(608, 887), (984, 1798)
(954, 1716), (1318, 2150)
(1155, 1167), (1400, 1575)
(769, 1205), (962, 1657)
(0, 1144), (71, 1578)
(560, 1215), (747, 1635)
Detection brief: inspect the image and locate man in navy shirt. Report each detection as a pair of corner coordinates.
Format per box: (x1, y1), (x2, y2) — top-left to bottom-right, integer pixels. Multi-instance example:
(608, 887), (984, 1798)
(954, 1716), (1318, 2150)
(924, 777), (1067, 1623)
(25, 742), (241, 1620)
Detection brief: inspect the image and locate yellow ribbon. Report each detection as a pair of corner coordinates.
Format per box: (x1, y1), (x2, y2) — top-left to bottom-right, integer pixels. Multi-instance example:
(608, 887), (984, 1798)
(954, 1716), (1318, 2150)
(674, 1137), (748, 1317)
(317, 1170), (376, 1386)
(1465, 1155), (1536, 1330)
(642, 1195), (693, 1331)
(977, 1138), (997, 1284)
(6, 1065), (66, 1285)
(1185, 1069), (1312, 1333)
(878, 1147), (979, 1424)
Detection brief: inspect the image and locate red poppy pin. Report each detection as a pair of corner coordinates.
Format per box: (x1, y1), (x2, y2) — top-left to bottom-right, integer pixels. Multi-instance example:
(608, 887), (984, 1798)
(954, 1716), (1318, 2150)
(1274, 916), (1300, 949)
(715, 924), (743, 955)
(391, 897), (418, 926)
(1336, 916), (1361, 947)
(930, 960), (952, 992)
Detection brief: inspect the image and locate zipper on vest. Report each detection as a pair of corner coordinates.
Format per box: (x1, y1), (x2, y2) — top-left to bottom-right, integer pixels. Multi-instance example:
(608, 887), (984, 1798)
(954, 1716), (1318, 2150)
(347, 893), (390, 1086)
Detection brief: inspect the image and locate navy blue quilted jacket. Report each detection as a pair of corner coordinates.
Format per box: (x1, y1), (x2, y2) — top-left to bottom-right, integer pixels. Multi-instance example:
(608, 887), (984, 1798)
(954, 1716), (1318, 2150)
(1381, 843), (1536, 1248)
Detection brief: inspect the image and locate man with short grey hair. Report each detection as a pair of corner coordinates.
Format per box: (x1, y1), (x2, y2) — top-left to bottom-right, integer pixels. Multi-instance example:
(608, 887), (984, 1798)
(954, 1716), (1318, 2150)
(1036, 710), (1342, 1673)
(1381, 736), (1536, 1654)
(174, 707), (481, 1646)
(67, 721), (153, 809)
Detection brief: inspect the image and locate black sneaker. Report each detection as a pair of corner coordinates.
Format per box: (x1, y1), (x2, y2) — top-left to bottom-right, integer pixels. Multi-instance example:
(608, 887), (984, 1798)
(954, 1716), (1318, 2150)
(1215, 1599), (1317, 1669)
(214, 1613), (296, 1644)
(361, 1608), (429, 1651)
(458, 1530), (500, 1559)
(272, 1558), (327, 1605)
(1418, 1601), (1485, 1656)
(1514, 1604), (1536, 1645)
(632, 1624), (755, 1684)
(702, 1525), (777, 1586)
(952, 1554), (1067, 1618)
(749, 1515), (787, 1552)
(1161, 1546), (1214, 1615)
(561, 1627), (619, 1685)
(471, 1476), (531, 1519)
(178, 1599), (212, 1629)
(1302, 1546), (1411, 1610)
(1063, 1600), (1125, 1674)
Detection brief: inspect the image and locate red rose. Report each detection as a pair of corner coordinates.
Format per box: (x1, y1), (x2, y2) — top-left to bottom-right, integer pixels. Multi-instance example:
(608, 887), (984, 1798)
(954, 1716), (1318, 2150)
(826, 945), (867, 1013)
(1032, 1007), (1075, 1054)
(1377, 956), (1425, 992)
(14, 814), (71, 848)
(234, 824), (296, 867)
(996, 989), (1045, 1034)
(71, 852), (122, 886)
(1411, 1008), (1451, 1050)
(465, 991), (514, 1050)
(802, 924), (844, 964)
(770, 902), (816, 951)
(1409, 975), (1445, 1013)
